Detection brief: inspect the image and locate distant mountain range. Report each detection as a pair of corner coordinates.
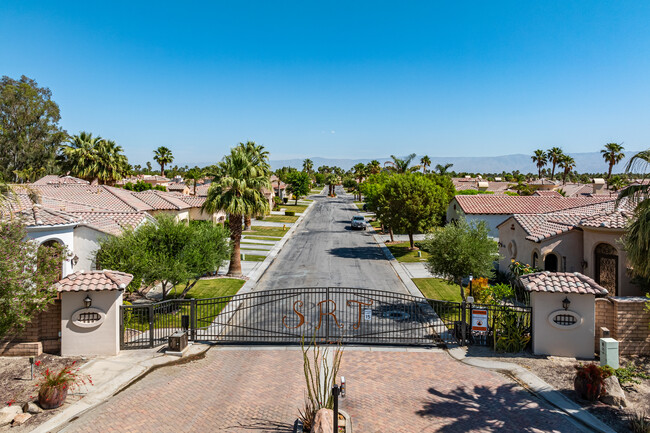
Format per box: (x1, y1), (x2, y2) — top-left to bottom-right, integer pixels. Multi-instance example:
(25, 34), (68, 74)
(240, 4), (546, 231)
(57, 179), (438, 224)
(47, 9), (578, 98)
(265, 151), (642, 174)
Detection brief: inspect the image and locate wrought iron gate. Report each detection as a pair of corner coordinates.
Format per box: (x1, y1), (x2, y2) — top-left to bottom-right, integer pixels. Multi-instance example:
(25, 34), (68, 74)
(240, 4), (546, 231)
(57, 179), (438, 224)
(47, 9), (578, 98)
(120, 288), (463, 349)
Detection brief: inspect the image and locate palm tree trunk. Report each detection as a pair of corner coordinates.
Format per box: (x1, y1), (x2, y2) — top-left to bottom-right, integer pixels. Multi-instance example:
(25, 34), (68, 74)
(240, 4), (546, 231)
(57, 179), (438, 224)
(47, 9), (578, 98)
(244, 215), (252, 231)
(227, 215), (243, 277)
(389, 227), (394, 243)
(607, 164), (613, 181)
(551, 164), (556, 180)
(161, 165), (164, 177)
(408, 232), (415, 249)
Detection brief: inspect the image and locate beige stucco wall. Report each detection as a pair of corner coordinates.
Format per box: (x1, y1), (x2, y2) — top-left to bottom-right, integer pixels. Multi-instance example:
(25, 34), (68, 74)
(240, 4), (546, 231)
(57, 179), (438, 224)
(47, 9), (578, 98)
(73, 226), (109, 272)
(498, 218), (583, 273)
(188, 207), (225, 223)
(61, 290), (122, 356)
(531, 291), (596, 359)
(149, 209), (190, 223)
(581, 227), (641, 297)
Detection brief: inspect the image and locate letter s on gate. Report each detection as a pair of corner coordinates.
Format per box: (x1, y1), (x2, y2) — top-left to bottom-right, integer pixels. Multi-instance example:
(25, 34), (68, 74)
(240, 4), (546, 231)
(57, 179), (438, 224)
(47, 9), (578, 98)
(282, 300), (305, 329)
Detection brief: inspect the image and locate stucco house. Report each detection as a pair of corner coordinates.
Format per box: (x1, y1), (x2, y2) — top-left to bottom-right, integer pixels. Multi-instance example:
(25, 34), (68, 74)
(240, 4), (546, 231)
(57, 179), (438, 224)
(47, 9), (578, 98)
(497, 201), (641, 297)
(446, 194), (614, 238)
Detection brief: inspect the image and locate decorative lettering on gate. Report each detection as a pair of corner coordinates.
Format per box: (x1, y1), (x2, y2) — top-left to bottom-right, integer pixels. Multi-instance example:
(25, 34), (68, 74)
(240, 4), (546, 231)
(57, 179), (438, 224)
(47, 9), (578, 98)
(346, 299), (374, 329)
(282, 300), (305, 329)
(281, 298), (375, 330)
(316, 300), (344, 330)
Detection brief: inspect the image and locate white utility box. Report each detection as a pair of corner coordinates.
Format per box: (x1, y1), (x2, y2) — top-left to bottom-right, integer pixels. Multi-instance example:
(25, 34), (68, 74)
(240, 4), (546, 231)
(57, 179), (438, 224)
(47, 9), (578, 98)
(600, 338), (619, 369)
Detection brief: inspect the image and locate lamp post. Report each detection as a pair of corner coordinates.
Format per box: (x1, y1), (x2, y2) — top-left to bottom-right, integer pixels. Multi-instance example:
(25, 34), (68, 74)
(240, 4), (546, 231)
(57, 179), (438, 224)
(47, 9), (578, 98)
(469, 274), (474, 299)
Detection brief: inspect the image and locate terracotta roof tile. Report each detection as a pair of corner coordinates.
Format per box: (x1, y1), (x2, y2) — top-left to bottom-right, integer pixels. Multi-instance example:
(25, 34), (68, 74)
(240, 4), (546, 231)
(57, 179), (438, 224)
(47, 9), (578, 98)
(519, 271), (608, 296)
(56, 270), (133, 292)
(131, 190), (191, 210)
(455, 195), (614, 215)
(33, 175), (89, 185)
(14, 205), (81, 227)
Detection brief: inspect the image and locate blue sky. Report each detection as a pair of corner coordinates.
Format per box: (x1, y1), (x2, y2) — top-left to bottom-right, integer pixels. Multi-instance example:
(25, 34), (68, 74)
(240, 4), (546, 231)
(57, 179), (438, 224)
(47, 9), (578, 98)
(2, 1), (649, 165)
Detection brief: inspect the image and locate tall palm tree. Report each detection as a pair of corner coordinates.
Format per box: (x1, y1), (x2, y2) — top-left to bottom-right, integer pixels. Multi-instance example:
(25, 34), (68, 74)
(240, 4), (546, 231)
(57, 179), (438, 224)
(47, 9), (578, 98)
(94, 139), (129, 185)
(202, 147), (270, 277)
(531, 149), (547, 179)
(352, 163), (367, 200)
(153, 146), (174, 177)
(184, 167), (203, 196)
(420, 155), (431, 174)
(619, 149), (650, 278)
(302, 158), (313, 174)
(387, 153), (418, 173)
(547, 147), (564, 181)
(238, 141), (271, 231)
(558, 155), (575, 185)
(435, 163), (454, 176)
(58, 132), (128, 184)
(366, 160), (381, 175)
(601, 142), (625, 181)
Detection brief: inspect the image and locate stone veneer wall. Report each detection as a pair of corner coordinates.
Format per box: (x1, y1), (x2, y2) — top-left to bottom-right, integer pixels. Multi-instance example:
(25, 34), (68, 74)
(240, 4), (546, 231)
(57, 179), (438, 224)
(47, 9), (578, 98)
(595, 297), (650, 356)
(0, 300), (61, 356)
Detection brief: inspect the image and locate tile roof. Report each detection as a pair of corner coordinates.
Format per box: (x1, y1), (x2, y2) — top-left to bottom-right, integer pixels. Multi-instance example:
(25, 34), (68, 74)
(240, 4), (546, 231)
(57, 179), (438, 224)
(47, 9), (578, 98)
(532, 190), (563, 197)
(33, 175), (89, 185)
(56, 270), (133, 292)
(455, 195), (614, 215)
(167, 183), (188, 192)
(131, 190), (191, 210)
(579, 209), (633, 230)
(72, 211), (154, 235)
(519, 271), (609, 296)
(195, 184), (211, 196)
(15, 205), (81, 227)
(178, 195), (207, 207)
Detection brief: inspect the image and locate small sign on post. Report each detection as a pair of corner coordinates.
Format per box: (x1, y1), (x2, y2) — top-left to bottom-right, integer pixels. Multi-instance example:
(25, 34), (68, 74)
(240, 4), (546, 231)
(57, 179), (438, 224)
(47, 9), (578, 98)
(364, 309), (372, 321)
(471, 309), (488, 332)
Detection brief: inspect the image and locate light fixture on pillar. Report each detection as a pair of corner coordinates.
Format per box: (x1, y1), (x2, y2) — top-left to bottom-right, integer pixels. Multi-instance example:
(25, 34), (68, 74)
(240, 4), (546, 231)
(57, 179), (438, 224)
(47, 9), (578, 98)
(84, 295), (92, 308)
(562, 297), (571, 311)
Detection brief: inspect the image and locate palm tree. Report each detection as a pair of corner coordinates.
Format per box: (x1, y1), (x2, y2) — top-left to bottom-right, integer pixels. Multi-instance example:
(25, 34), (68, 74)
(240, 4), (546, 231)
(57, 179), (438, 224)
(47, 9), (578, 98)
(325, 173), (338, 196)
(435, 163), (454, 176)
(202, 147), (271, 277)
(366, 160), (381, 175)
(558, 155), (575, 185)
(352, 163), (367, 200)
(531, 149), (547, 179)
(184, 167), (203, 195)
(547, 147), (564, 181)
(94, 139), (129, 185)
(238, 141), (271, 231)
(387, 154), (418, 173)
(58, 132), (128, 184)
(420, 155), (431, 174)
(601, 142), (625, 181)
(302, 158), (313, 174)
(153, 146), (174, 177)
(618, 149), (650, 278)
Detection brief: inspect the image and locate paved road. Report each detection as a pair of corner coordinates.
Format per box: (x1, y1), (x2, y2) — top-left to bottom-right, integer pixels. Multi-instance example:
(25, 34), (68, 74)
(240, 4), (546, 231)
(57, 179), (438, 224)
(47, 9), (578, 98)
(255, 187), (407, 293)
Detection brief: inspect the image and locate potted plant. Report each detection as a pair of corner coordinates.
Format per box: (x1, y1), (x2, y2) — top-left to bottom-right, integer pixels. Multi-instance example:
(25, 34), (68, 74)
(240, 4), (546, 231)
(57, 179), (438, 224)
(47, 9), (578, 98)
(37, 362), (92, 409)
(574, 363), (610, 401)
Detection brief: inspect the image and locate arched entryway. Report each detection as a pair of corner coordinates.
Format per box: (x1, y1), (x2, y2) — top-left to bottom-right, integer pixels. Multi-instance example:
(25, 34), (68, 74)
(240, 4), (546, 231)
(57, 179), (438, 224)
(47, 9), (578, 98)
(532, 251), (539, 269)
(595, 243), (618, 296)
(544, 254), (558, 272)
(38, 240), (64, 280)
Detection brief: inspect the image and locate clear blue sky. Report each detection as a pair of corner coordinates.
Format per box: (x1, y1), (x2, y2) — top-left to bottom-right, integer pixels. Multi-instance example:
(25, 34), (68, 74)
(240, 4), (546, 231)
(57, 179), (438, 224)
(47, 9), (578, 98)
(2, 1), (649, 165)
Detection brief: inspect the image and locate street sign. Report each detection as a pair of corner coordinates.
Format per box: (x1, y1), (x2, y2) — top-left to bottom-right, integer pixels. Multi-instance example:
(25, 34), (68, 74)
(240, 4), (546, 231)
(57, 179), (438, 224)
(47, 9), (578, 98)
(364, 309), (372, 321)
(471, 309), (488, 332)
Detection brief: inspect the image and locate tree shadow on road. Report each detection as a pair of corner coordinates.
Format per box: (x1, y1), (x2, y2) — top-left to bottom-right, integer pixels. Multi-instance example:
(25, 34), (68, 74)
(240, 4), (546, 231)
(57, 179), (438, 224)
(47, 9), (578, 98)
(416, 383), (574, 432)
(221, 417), (295, 432)
(328, 246), (386, 260)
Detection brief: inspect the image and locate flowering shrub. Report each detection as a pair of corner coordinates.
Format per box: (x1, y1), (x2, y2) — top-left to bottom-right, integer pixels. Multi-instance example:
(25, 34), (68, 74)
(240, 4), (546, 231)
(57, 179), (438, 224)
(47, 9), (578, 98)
(508, 260), (537, 280)
(37, 361), (93, 395)
(574, 363), (611, 401)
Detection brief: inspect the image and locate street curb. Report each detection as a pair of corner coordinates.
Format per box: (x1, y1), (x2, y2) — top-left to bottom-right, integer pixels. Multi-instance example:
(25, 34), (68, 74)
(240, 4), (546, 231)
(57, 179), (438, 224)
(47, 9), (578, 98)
(368, 226), (425, 298)
(238, 198), (317, 295)
(446, 347), (617, 433)
(35, 343), (213, 433)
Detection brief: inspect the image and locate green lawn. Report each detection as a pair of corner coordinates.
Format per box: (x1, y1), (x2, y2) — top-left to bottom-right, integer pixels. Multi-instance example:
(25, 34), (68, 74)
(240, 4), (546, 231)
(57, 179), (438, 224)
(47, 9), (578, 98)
(125, 278), (245, 332)
(412, 278), (463, 302)
(262, 215), (299, 223)
(280, 204), (308, 213)
(354, 201), (365, 211)
(241, 254), (266, 262)
(386, 242), (430, 263)
(248, 226), (289, 237)
(242, 235), (282, 241)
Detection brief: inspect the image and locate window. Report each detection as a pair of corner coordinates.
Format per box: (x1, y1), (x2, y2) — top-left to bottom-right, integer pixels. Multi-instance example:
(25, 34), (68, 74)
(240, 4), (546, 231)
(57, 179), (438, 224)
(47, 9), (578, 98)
(532, 252), (539, 268)
(544, 254), (558, 272)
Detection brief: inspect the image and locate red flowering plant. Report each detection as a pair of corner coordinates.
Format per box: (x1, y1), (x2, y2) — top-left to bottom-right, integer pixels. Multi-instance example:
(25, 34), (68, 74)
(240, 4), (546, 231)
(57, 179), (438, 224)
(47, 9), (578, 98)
(574, 363), (611, 401)
(36, 361), (93, 409)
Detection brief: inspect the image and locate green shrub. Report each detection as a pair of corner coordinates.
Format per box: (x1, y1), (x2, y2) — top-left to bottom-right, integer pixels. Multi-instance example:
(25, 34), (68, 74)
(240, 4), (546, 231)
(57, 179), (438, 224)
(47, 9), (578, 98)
(504, 191), (519, 196)
(285, 211), (295, 216)
(495, 308), (531, 353)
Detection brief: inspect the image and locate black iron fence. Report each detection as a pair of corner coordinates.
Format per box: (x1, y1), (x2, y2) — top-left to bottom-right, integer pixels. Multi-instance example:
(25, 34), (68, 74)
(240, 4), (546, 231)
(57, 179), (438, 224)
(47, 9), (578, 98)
(120, 288), (531, 350)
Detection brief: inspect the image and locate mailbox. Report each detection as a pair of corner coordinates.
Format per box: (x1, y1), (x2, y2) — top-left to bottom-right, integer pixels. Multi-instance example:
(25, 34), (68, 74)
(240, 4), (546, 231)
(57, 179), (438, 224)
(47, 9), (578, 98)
(168, 331), (188, 352)
(600, 338), (619, 369)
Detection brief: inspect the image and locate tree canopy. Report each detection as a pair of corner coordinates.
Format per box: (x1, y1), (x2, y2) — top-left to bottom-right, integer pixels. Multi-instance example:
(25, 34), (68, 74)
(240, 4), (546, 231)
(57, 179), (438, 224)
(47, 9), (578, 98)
(286, 171), (311, 204)
(422, 218), (499, 300)
(1, 222), (64, 338)
(0, 75), (67, 182)
(58, 132), (129, 184)
(96, 217), (230, 299)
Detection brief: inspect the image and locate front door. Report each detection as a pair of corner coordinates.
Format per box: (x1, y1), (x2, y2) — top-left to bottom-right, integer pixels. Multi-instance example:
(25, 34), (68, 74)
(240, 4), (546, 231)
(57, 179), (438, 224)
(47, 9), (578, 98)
(595, 243), (618, 296)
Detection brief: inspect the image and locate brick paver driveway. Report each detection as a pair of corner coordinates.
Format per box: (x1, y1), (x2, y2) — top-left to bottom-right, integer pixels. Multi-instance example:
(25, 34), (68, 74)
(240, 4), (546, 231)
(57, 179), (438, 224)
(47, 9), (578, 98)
(60, 348), (582, 433)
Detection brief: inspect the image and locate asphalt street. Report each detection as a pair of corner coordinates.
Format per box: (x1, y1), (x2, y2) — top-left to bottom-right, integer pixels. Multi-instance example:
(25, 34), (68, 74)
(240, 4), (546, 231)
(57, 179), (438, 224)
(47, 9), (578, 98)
(255, 187), (408, 293)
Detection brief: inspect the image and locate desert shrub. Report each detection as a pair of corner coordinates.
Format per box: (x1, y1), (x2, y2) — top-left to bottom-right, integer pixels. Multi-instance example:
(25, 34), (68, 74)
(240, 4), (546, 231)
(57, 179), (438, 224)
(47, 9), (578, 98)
(629, 411), (650, 433)
(602, 363), (650, 385)
(574, 363), (612, 401)
(494, 308), (531, 353)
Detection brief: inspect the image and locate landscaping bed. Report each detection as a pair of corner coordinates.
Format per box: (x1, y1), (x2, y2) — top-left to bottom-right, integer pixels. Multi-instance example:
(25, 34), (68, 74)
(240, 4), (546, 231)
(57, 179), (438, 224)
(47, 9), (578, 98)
(0, 354), (87, 430)
(248, 225), (289, 238)
(465, 346), (650, 432)
(261, 214), (299, 223)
